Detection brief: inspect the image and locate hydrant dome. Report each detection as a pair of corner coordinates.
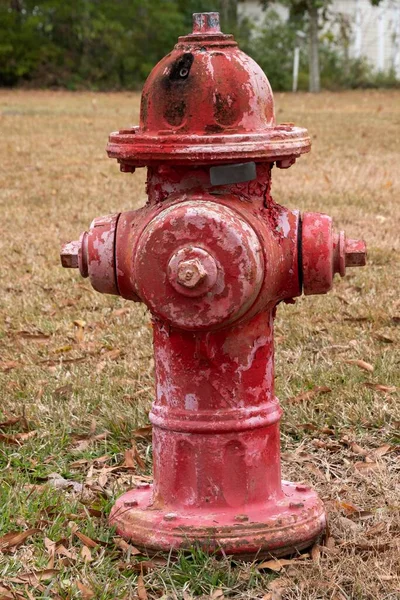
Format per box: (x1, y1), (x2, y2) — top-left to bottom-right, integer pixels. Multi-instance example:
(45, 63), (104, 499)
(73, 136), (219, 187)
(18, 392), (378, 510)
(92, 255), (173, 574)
(107, 12), (311, 167)
(140, 40), (275, 135)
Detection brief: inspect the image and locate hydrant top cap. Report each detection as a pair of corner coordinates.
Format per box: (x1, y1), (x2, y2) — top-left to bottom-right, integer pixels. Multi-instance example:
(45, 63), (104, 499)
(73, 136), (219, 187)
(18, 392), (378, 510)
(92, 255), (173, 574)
(106, 12), (311, 167)
(192, 12), (221, 34)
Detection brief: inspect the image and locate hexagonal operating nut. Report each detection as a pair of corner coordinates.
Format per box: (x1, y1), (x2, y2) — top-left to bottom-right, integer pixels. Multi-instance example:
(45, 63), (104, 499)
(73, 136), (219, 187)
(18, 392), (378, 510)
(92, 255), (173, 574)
(345, 238), (367, 268)
(60, 240), (80, 269)
(177, 259), (207, 288)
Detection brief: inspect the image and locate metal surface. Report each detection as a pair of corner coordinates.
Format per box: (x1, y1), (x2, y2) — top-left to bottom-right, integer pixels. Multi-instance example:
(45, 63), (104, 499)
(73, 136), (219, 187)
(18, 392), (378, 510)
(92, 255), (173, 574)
(61, 12), (367, 558)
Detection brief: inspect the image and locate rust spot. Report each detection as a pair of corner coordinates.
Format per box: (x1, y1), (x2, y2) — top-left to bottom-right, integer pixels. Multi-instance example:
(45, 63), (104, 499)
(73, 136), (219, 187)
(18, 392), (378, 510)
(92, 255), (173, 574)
(164, 100), (186, 127)
(214, 92), (239, 127)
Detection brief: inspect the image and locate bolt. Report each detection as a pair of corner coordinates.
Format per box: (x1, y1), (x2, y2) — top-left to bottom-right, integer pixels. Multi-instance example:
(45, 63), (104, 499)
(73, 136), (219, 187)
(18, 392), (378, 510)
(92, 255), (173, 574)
(120, 163), (135, 173)
(177, 259), (207, 288)
(345, 238), (367, 268)
(295, 485), (310, 492)
(276, 157), (296, 169)
(136, 482), (150, 489)
(60, 240), (80, 269)
(235, 514), (249, 522)
(124, 500), (138, 507)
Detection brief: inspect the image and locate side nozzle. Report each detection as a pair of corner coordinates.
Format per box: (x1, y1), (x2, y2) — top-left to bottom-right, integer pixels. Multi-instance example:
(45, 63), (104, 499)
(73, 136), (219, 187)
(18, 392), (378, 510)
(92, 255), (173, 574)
(60, 232), (88, 277)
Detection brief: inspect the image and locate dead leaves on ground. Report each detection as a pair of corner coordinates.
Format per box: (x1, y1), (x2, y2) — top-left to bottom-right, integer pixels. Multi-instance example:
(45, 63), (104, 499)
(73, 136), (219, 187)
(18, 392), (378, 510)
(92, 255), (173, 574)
(258, 555), (310, 572)
(344, 359), (374, 372)
(364, 382), (397, 393)
(76, 581), (95, 599)
(288, 386), (331, 404)
(0, 431), (37, 446)
(0, 529), (41, 552)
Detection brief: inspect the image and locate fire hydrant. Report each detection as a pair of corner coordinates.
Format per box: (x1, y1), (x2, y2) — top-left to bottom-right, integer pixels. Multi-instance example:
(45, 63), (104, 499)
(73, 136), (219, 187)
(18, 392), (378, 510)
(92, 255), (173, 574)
(61, 13), (366, 557)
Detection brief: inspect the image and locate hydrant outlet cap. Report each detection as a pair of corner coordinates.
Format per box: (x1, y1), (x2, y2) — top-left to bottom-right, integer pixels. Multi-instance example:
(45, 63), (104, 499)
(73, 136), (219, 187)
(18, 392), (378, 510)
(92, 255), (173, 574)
(134, 199), (264, 330)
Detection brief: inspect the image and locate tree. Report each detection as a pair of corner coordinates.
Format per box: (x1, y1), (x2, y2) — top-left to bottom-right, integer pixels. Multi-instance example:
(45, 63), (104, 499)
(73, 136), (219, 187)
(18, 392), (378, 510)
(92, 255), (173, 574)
(261, 0), (384, 93)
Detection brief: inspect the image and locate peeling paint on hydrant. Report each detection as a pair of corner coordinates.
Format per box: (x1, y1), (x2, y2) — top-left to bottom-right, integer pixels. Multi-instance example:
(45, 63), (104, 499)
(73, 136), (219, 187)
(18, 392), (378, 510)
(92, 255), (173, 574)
(61, 12), (366, 558)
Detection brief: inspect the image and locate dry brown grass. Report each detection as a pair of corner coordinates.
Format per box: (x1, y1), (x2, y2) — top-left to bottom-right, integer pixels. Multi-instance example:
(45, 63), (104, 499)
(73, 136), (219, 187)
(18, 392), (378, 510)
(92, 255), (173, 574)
(0, 89), (399, 599)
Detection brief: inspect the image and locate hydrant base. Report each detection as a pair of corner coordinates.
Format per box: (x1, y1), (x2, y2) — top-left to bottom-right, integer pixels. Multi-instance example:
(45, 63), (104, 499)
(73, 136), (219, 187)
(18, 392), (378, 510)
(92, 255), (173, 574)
(110, 481), (326, 559)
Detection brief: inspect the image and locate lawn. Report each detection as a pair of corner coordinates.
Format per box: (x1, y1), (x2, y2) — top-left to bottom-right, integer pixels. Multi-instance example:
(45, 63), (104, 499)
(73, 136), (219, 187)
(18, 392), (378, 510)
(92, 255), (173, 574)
(0, 89), (399, 600)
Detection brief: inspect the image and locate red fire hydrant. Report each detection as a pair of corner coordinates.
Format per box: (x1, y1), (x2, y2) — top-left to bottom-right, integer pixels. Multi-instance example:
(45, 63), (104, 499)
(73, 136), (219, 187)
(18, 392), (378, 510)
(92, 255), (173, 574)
(61, 13), (366, 557)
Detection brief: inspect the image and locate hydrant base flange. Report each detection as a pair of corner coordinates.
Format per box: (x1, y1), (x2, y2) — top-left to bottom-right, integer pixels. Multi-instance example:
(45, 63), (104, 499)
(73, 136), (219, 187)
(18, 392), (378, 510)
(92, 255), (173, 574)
(110, 481), (326, 558)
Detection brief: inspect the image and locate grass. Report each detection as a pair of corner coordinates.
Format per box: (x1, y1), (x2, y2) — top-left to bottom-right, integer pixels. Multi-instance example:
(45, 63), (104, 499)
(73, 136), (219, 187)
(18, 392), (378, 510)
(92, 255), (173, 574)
(0, 88), (399, 599)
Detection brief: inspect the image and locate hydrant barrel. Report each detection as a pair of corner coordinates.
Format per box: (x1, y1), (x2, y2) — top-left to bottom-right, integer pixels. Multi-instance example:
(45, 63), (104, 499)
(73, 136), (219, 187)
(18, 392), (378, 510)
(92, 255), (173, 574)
(61, 12), (367, 558)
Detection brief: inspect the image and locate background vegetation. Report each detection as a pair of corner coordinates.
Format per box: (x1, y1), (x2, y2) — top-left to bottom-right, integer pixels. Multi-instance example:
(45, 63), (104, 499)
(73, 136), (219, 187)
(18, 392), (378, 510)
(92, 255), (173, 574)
(1, 0), (399, 92)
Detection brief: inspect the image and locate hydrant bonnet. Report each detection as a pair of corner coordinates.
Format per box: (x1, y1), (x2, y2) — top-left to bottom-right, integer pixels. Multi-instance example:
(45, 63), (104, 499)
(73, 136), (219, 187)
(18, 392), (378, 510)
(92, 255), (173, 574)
(107, 12), (311, 168)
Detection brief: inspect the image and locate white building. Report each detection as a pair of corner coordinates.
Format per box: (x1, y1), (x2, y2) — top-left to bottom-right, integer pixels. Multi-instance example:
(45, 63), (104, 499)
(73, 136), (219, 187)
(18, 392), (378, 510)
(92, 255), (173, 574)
(239, 0), (400, 76)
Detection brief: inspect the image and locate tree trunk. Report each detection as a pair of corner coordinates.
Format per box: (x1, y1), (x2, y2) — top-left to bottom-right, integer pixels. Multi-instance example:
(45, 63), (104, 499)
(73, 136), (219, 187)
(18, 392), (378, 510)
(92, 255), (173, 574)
(220, 0), (238, 31)
(308, 3), (321, 93)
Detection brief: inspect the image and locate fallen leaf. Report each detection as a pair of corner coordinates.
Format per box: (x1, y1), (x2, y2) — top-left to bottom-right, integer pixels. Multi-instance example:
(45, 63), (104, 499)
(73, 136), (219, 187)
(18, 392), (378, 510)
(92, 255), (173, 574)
(56, 544), (76, 560)
(137, 573), (148, 600)
(0, 529), (41, 551)
(371, 444), (392, 458)
(0, 361), (20, 372)
(288, 386), (331, 404)
(341, 436), (368, 456)
(0, 585), (25, 600)
(132, 425), (152, 439)
(86, 507), (104, 518)
(81, 545), (93, 563)
(123, 441), (146, 470)
(16, 331), (50, 342)
(354, 461), (379, 473)
(47, 473), (83, 493)
(343, 539), (391, 552)
(365, 521), (386, 536)
(71, 431), (108, 453)
(73, 320), (86, 328)
(375, 333), (394, 343)
(74, 530), (99, 549)
(0, 416), (25, 429)
(76, 581), (94, 599)
(0, 434), (19, 446)
(118, 558), (166, 573)
(336, 516), (359, 532)
(54, 384), (73, 398)
(312, 439), (341, 450)
(7, 569), (59, 585)
(44, 537), (56, 569)
(211, 590), (224, 599)
(345, 359), (374, 372)
(114, 537), (142, 555)
(14, 430), (37, 442)
(311, 543), (321, 564)
(258, 558), (307, 572)
(364, 383), (396, 393)
(336, 500), (361, 514)
(101, 349), (121, 361)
